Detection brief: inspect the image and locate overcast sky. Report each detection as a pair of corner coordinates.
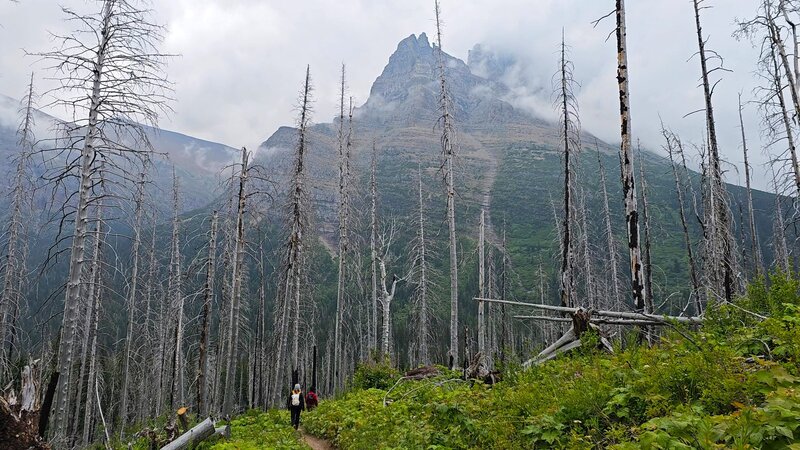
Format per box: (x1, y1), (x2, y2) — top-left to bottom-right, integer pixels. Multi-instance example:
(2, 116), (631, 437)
(0, 0), (775, 189)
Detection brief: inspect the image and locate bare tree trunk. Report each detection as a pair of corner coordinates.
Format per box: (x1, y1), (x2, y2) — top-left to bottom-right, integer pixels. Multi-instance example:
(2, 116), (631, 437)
(81, 218), (103, 447)
(770, 161), (791, 272)
(597, 149), (623, 312)
(738, 95), (765, 277)
(693, 0), (735, 303)
(578, 193), (595, 309)
(140, 209), (158, 420)
(558, 34), (577, 309)
(771, 47), (800, 196)
(1, 74), (34, 382)
(39, 0), (172, 438)
(663, 130), (702, 313)
(616, 0), (648, 312)
(168, 171), (184, 411)
(637, 146), (654, 314)
(370, 143), (379, 356)
(222, 148), (249, 415)
(120, 165), (146, 436)
(434, 0), (460, 367)
(274, 67), (312, 403)
(414, 165), (430, 365)
(198, 210), (218, 416)
(334, 66), (350, 392)
(478, 210), (486, 355)
(53, 6), (113, 437)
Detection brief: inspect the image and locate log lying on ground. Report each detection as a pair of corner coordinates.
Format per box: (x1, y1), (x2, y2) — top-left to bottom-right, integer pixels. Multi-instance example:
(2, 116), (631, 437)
(522, 309), (613, 367)
(160, 417), (216, 450)
(514, 315), (668, 326)
(404, 365), (441, 380)
(475, 297), (702, 324)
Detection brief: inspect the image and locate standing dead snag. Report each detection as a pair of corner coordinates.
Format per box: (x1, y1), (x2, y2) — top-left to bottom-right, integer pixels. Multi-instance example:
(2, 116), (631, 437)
(0, 75), (35, 383)
(334, 65), (352, 392)
(663, 128), (702, 313)
(478, 210), (486, 356)
(222, 148), (249, 415)
(737, 96), (764, 278)
(168, 171), (185, 412)
(556, 33), (580, 309)
(377, 223), (402, 358)
(120, 161), (147, 436)
(597, 147), (622, 313)
(637, 144), (654, 315)
(692, 0), (736, 303)
(434, 0), (460, 367)
(197, 210), (218, 416)
(615, 0), (647, 313)
(274, 66), (313, 404)
(412, 164), (431, 365)
(370, 142), (379, 355)
(32, 0), (172, 439)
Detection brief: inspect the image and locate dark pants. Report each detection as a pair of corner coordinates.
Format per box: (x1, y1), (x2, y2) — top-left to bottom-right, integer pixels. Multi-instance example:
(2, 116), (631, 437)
(290, 406), (302, 429)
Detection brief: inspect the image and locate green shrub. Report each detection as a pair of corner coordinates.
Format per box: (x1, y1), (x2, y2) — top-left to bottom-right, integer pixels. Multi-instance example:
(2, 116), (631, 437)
(351, 360), (400, 390)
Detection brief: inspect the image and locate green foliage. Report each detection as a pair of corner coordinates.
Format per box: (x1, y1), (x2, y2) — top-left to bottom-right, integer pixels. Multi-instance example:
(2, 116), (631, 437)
(209, 271), (800, 449)
(351, 359), (401, 391)
(293, 272), (800, 449)
(198, 409), (308, 450)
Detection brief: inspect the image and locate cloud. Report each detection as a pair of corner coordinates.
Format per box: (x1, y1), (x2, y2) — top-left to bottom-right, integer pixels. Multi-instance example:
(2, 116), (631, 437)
(0, 0), (772, 188)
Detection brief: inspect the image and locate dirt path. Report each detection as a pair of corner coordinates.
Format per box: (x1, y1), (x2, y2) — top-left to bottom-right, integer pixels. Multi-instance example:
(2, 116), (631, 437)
(301, 429), (335, 450)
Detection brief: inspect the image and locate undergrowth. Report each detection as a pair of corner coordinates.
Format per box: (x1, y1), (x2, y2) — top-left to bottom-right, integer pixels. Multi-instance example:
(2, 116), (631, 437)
(299, 271), (800, 449)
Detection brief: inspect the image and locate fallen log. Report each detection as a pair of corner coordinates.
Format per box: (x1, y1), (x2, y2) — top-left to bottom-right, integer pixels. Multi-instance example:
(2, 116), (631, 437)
(475, 297), (702, 324)
(514, 315), (664, 326)
(160, 417), (216, 450)
(523, 309), (614, 367)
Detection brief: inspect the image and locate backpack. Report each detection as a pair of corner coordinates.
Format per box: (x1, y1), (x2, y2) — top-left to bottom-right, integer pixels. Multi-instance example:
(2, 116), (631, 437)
(291, 392), (301, 406)
(307, 391), (318, 403)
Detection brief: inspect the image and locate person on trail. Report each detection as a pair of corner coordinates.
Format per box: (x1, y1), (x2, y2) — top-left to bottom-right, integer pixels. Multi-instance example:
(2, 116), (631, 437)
(286, 383), (305, 429)
(305, 386), (319, 411)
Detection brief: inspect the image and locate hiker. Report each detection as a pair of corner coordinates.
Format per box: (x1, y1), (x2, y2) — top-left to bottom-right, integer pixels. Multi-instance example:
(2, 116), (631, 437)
(286, 383), (305, 429)
(305, 386), (319, 411)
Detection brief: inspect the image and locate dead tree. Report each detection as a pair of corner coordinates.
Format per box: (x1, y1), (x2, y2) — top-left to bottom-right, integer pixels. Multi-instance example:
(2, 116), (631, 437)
(377, 223), (402, 358)
(32, 0), (172, 439)
(478, 210), (486, 355)
(596, 148), (623, 312)
(197, 210), (218, 416)
(555, 33), (580, 309)
(637, 145), (654, 314)
(411, 165), (431, 365)
(738, 96), (765, 277)
(333, 66), (351, 392)
(273, 67), (312, 404)
(692, 0), (736, 303)
(663, 128), (702, 313)
(370, 143), (379, 355)
(119, 161), (147, 436)
(0, 75), (35, 381)
(222, 148), (249, 415)
(434, 0), (460, 367)
(81, 206), (104, 447)
(614, 0), (648, 313)
(168, 171), (185, 412)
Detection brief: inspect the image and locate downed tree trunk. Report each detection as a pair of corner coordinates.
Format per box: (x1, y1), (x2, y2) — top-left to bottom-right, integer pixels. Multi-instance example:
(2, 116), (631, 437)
(464, 352), (502, 385)
(1, 362), (48, 449)
(514, 316), (666, 326)
(404, 365), (440, 380)
(160, 417), (216, 450)
(474, 297), (702, 324)
(523, 309), (613, 367)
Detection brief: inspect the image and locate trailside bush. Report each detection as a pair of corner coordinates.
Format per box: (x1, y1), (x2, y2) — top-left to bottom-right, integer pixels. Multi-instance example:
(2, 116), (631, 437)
(351, 360), (400, 391)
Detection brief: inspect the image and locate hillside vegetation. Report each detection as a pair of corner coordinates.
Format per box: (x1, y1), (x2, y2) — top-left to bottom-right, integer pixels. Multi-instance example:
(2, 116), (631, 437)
(287, 272), (800, 449)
